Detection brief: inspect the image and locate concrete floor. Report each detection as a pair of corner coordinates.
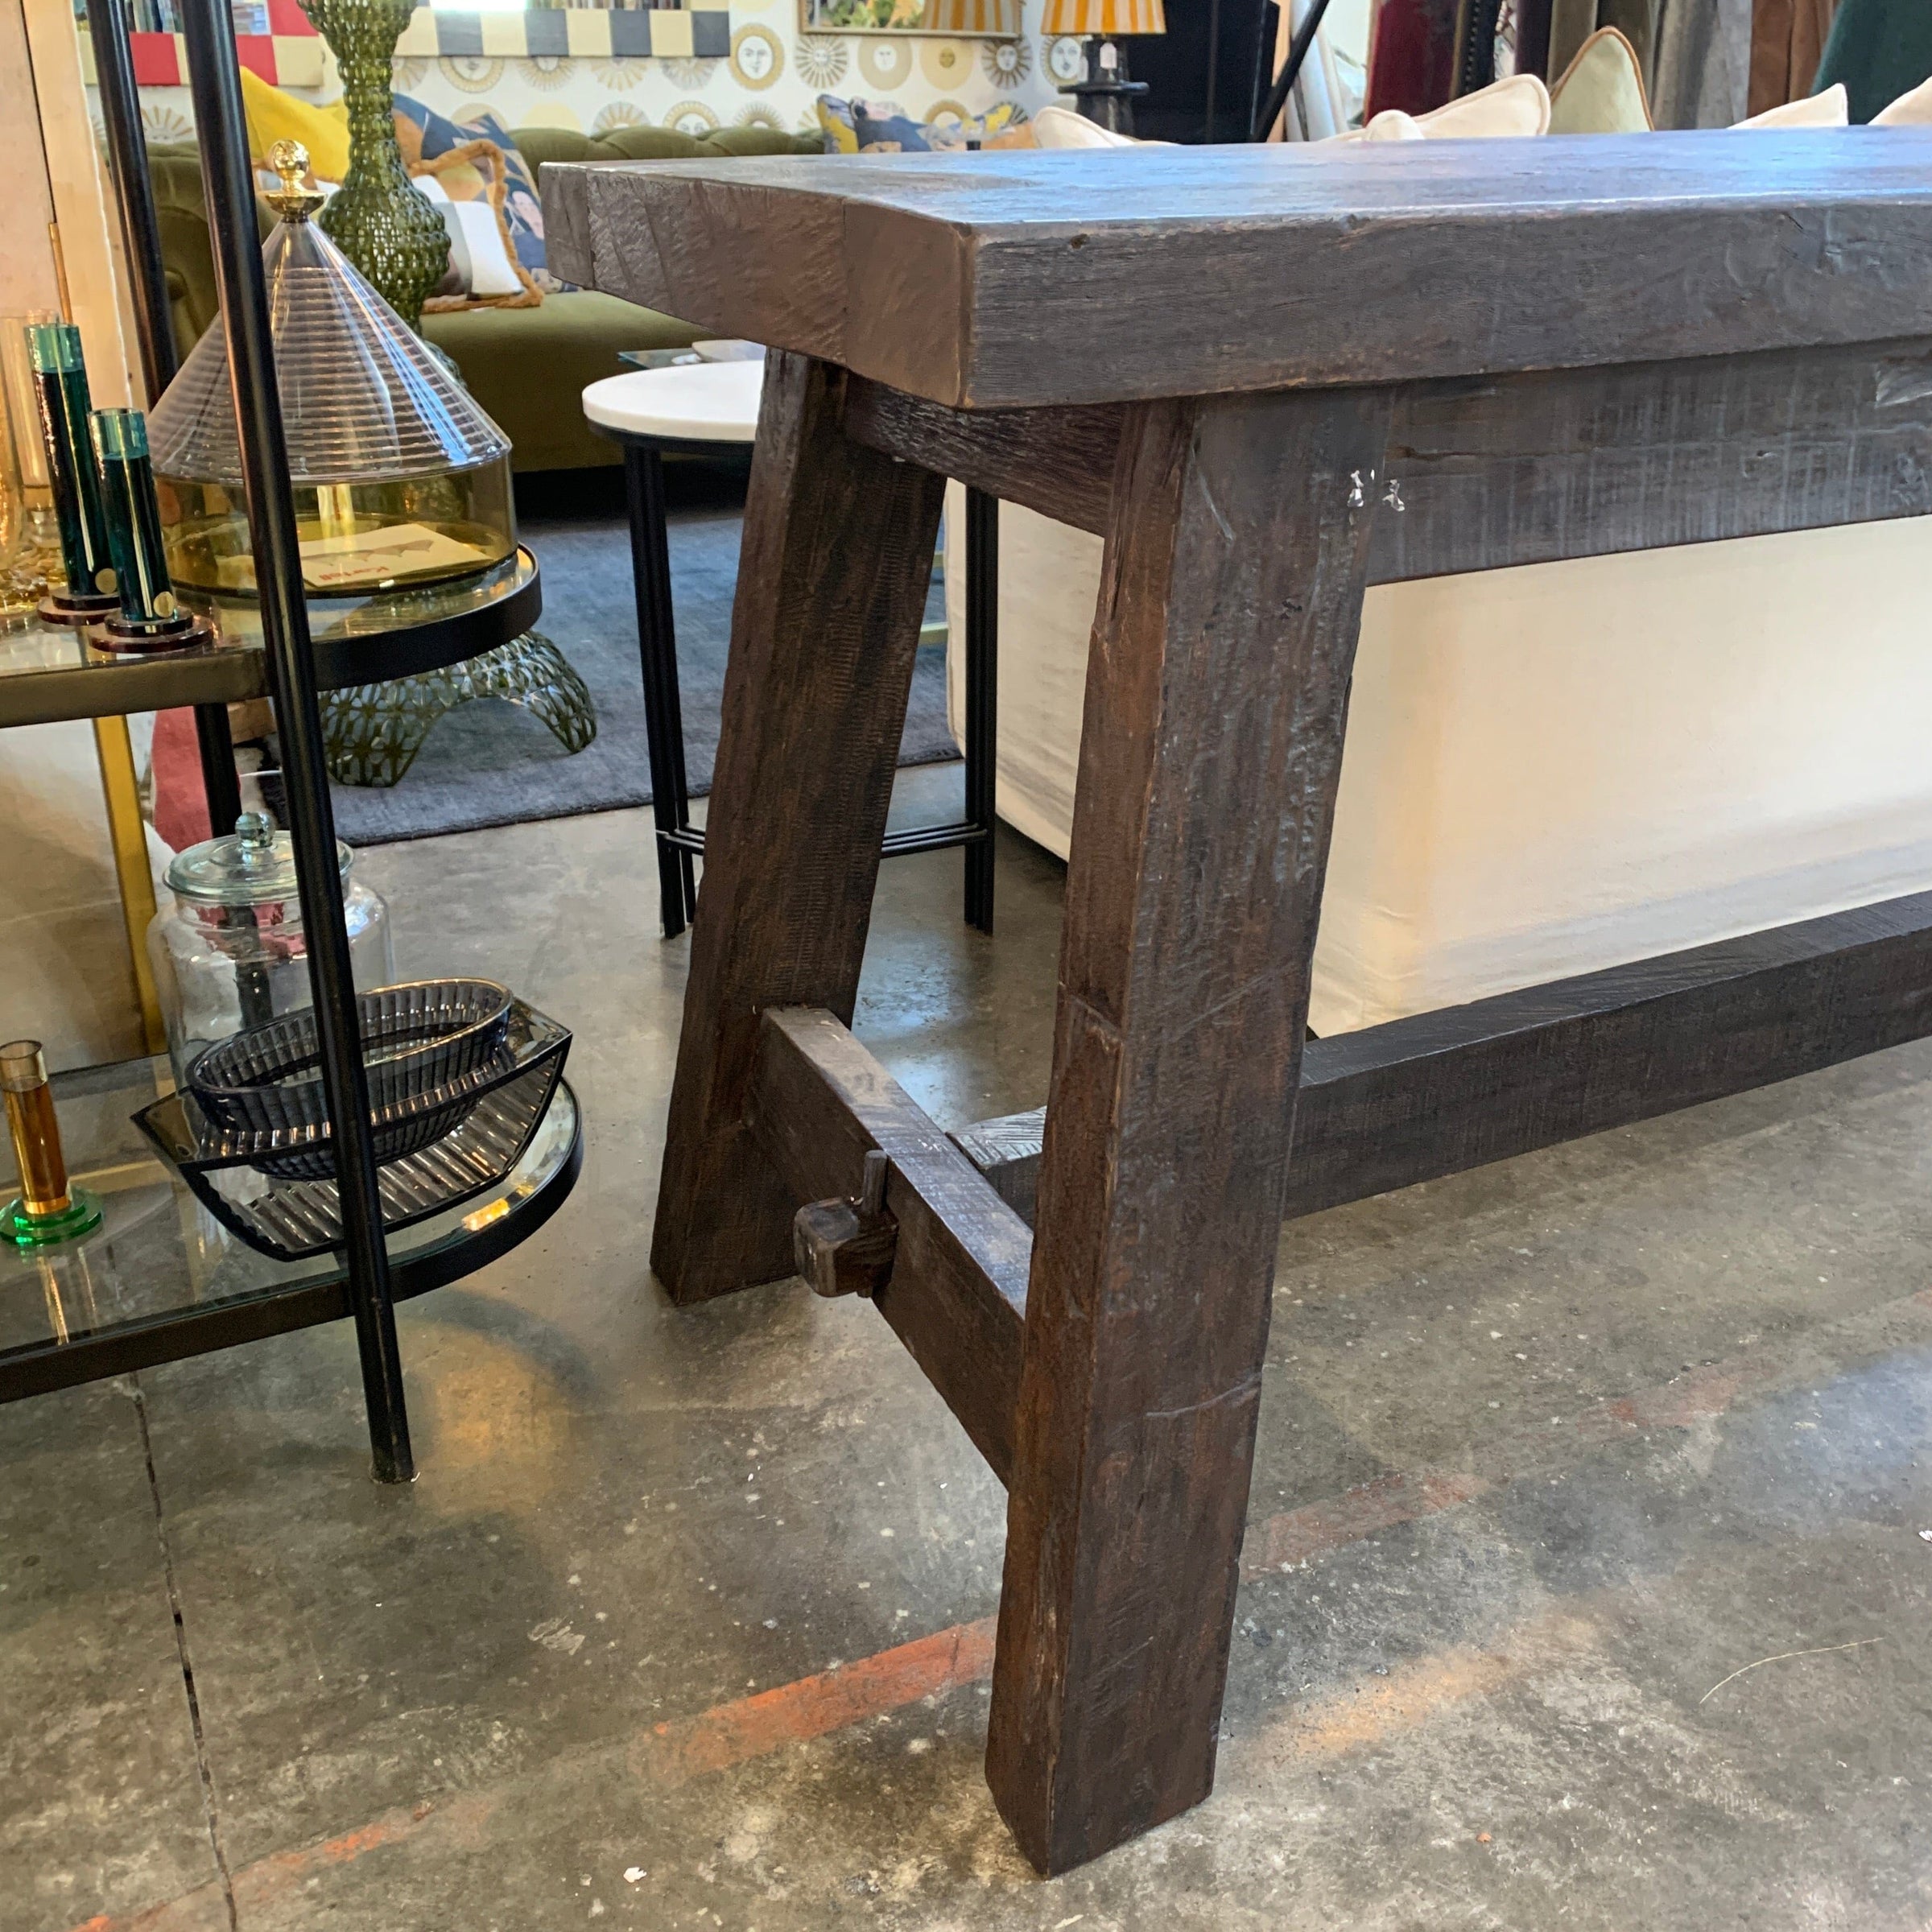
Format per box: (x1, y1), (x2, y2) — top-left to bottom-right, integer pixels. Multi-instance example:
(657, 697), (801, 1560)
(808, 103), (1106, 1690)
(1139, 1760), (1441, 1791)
(9, 759), (1932, 1930)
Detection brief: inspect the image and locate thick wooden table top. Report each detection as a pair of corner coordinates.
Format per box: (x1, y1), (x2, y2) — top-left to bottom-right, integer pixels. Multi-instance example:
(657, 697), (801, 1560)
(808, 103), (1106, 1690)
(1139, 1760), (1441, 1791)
(543, 131), (1932, 410)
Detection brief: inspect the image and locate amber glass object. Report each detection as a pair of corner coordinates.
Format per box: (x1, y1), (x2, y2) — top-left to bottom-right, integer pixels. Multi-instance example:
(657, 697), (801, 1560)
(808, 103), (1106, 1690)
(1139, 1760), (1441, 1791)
(2, 1041), (103, 1245)
(147, 142), (514, 601)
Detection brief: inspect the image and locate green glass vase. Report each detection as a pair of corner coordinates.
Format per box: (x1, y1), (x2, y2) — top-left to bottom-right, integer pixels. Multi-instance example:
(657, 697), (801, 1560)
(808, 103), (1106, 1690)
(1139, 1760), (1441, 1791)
(306, 0), (448, 331)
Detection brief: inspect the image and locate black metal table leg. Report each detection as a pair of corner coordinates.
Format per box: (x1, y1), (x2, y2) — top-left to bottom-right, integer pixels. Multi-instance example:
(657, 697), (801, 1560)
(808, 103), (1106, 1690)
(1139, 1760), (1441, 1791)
(625, 440), (699, 938)
(605, 422), (994, 940)
(963, 486), (998, 935)
(183, 0), (412, 1484)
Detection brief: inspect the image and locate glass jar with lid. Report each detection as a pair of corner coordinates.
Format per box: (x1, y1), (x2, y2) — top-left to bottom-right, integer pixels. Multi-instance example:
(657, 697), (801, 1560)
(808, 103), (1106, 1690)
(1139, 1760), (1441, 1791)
(145, 142), (516, 601)
(147, 812), (396, 1089)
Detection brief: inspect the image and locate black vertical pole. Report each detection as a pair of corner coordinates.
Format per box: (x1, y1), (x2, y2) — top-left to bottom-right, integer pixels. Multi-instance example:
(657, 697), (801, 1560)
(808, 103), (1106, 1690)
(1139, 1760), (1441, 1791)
(1203, 0), (1221, 140)
(89, 0), (243, 836)
(625, 440), (698, 939)
(191, 703), (244, 832)
(179, 0), (414, 1482)
(963, 487), (997, 935)
(87, 0), (174, 394)
(1253, 0), (1336, 139)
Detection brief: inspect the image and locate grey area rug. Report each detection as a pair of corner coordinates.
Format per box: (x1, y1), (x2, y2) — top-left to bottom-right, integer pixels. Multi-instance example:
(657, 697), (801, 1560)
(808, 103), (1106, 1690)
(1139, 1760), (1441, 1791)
(328, 506), (959, 846)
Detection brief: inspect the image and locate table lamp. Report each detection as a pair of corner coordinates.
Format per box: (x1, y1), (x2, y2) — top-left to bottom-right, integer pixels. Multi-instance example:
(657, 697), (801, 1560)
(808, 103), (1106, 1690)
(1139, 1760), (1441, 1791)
(1042, 0), (1166, 134)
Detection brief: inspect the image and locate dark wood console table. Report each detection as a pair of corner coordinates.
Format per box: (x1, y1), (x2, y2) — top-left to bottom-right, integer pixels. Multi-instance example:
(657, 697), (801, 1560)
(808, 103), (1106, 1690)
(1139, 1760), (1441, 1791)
(546, 133), (1932, 1873)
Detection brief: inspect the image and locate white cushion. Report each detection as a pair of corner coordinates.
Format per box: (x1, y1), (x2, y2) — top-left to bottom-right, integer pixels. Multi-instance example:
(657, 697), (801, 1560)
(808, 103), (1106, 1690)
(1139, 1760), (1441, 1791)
(1030, 104), (1172, 148)
(1874, 76), (1932, 126)
(453, 201), (523, 298)
(1331, 73), (1552, 142)
(581, 361), (765, 443)
(413, 173), (473, 292)
(413, 169), (523, 298)
(1355, 109), (1428, 142)
(1734, 83), (1848, 128)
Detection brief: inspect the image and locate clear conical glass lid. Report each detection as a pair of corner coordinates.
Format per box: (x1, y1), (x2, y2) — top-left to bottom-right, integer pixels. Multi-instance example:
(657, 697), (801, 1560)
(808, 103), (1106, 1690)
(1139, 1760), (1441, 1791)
(147, 189), (510, 489)
(147, 142), (518, 600)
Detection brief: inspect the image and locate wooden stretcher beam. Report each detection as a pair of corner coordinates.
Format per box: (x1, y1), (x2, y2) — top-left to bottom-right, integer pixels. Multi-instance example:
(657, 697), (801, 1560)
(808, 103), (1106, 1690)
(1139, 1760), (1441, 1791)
(953, 890), (1932, 1228)
(749, 1005), (1030, 1484)
(843, 335), (1932, 577)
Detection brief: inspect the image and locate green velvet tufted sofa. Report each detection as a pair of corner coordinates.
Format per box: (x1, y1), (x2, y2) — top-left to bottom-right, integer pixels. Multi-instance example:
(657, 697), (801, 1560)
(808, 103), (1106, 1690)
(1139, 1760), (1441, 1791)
(149, 123), (820, 473)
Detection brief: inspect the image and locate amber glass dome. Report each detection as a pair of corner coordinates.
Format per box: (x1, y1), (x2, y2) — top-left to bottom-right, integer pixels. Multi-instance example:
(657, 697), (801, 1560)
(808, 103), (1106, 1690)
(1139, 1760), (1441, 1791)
(147, 143), (515, 599)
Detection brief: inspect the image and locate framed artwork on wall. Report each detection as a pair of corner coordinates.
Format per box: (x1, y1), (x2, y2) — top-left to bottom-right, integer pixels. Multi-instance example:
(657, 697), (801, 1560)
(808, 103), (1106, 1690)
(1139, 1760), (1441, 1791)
(799, 0), (1018, 37)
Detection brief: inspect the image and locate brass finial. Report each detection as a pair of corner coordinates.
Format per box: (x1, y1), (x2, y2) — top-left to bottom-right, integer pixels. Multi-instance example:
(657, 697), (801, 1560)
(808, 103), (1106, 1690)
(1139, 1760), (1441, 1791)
(265, 139), (325, 221)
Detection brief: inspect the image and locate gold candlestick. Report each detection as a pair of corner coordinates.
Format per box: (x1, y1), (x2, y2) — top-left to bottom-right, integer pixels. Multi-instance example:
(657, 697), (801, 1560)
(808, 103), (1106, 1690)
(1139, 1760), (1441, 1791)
(2, 1042), (102, 1245)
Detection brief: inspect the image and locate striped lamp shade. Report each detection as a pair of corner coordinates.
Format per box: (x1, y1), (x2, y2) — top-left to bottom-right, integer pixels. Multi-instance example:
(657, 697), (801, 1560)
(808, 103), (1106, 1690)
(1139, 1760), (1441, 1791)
(1039, 0), (1166, 31)
(921, 0), (1024, 30)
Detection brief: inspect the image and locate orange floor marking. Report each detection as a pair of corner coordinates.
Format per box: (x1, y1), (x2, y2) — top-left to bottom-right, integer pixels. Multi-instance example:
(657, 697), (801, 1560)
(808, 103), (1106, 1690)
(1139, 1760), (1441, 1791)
(65, 1301), (1913, 1931)
(1245, 1468), (1490, 1577)
(630, 1615), (999, 1786)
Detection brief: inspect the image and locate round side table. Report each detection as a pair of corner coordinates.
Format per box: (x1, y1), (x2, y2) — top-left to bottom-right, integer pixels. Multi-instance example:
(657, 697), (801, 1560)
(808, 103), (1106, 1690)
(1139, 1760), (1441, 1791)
(584, 361), (997, 940)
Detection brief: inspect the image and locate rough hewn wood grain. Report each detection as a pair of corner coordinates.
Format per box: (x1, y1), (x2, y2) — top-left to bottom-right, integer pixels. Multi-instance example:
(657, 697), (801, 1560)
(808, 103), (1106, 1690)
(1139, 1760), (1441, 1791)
(985, 385), (1391, 1875)
(536, 154), (595, 288)
(840, 336), (1932, 572)
(841, 378), (1121, 536)
(750, 1008), (1030, 1482)
(954, 890), (1932, 1229)
(1373, 335), (1932, 578)
(650, 354), (944, 1302)
(546, 132), (1932, 408)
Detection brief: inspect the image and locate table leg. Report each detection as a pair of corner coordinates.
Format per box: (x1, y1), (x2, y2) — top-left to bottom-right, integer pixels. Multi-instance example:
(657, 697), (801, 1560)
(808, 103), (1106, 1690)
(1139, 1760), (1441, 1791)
(625, 438), (698, 939)
(963, 485), (997, 935)
(985, 386), (1393, 1873)
(651, 354), (946, 1302)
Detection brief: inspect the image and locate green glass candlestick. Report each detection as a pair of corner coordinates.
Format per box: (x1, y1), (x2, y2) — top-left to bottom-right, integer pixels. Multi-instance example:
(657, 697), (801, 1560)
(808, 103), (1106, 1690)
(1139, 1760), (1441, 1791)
(89, 407), (210, 653)
(306, 0), (449, 331)
(25, 321), (121, 623)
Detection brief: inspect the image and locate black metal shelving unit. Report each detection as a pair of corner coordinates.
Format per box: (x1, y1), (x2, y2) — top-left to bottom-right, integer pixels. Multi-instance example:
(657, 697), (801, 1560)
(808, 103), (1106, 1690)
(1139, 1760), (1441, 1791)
(87, 0), (243, 833)
(0, 546), (542, 728)
(1, 0), (580, 1478)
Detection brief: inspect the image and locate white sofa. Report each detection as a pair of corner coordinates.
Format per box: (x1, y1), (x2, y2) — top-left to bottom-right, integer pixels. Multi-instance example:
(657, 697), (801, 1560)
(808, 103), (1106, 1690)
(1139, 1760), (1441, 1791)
(946, 490), (1932, 1037)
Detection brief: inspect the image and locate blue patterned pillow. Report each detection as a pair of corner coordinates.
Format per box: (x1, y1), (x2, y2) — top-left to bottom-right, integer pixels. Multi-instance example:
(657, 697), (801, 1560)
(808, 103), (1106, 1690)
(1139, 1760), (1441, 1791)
(852, 101), (939, 151)
(394, 94), (553, 289)
(818, 96), (1027, 152)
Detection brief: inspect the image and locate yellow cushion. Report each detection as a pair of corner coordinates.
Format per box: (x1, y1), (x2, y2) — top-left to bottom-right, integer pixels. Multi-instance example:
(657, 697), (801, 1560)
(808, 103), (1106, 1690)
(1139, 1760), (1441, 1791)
(1549, 27), (1653, 134)
(815, 94), (859, 155)
(238, 69), (351, 184)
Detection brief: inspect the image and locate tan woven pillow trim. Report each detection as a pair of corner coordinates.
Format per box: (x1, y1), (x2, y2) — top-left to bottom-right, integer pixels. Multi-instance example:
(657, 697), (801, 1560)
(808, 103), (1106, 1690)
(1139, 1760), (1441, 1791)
(410, 138), (542, 312)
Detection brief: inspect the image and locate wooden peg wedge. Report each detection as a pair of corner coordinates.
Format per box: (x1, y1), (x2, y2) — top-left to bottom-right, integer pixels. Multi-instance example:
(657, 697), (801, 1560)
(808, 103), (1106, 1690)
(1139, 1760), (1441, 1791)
(793, 1149), (897, 1298)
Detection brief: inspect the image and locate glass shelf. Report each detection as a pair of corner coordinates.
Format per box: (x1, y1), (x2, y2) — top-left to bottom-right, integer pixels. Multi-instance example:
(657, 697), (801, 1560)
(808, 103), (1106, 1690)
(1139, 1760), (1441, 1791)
(0, 601), (262, 728)
(0, 1053), (581, 1402)
(0, 546), (541, 729)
